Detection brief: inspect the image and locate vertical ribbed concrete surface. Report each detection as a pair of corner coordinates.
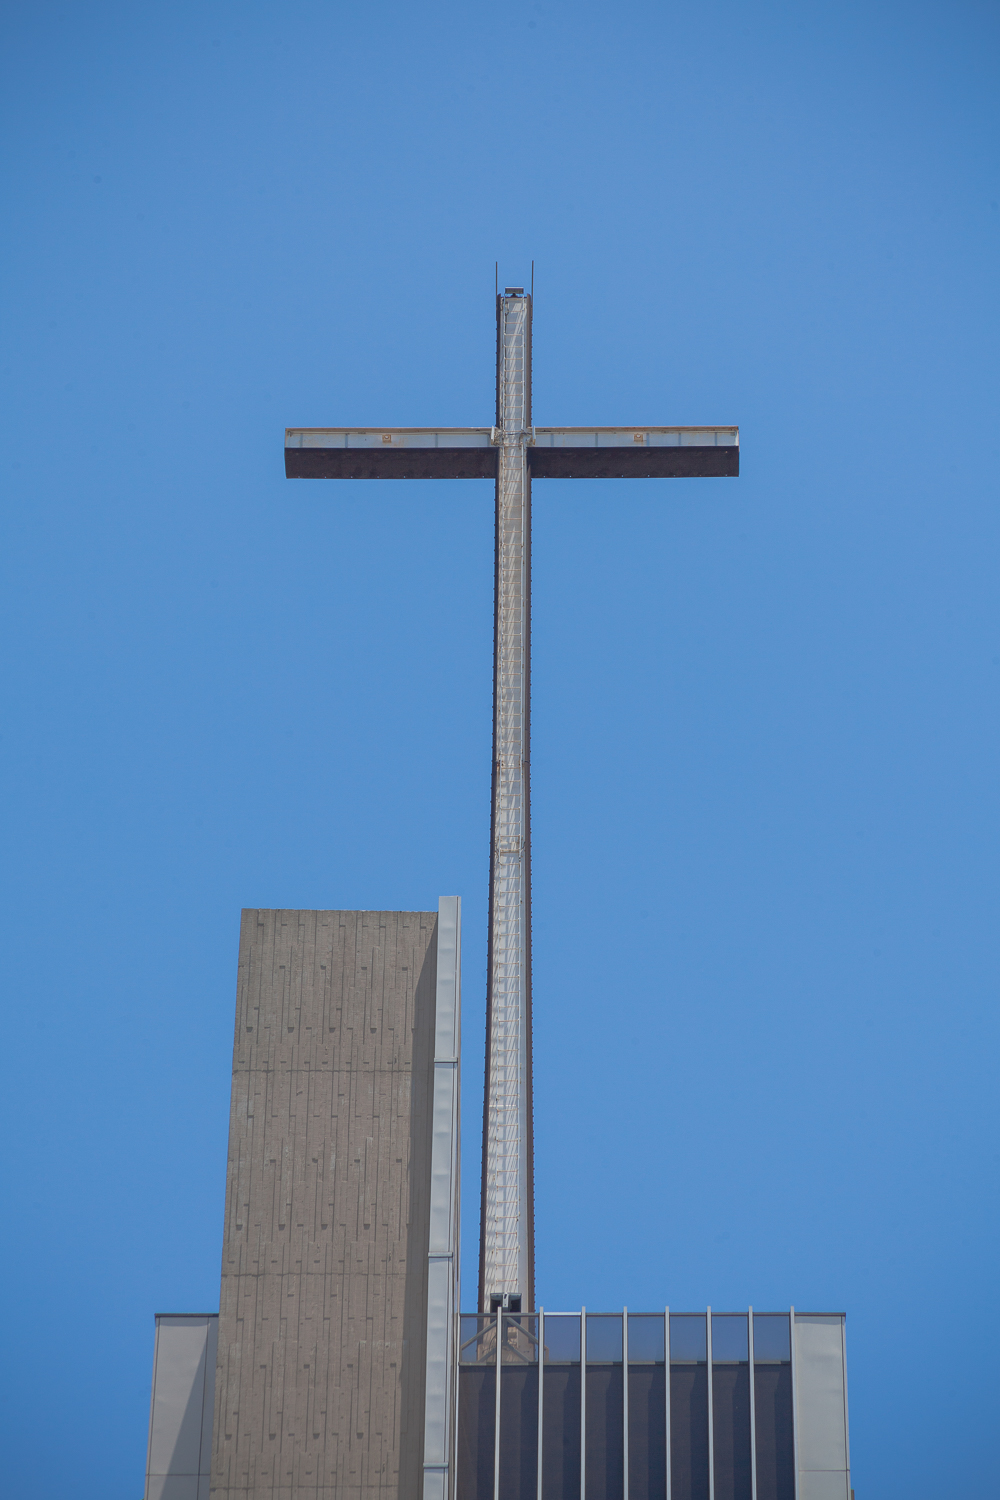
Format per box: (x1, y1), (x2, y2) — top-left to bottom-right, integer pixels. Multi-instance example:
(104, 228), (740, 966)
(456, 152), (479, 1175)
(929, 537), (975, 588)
(211, 909), (438, 1500)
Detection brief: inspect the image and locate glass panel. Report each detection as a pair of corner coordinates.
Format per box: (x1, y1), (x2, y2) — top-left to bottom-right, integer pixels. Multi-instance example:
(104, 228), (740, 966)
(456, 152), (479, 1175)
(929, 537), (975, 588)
(712, 1314), (748, 1362)
(460, 1314), (496, 1364)
(586, 1363), (624, 1500)
(502, 1314), (539, 1365)
(627, 1364), (666, 1500)
(627, 1314), (665, 1363)
(753, 1363), (795, 1500)
(669, 1314), (707, 1362)
(544, 1314), (581, 1363)
(541, 1363), (581, 1500)
(586, 1314), (623, 1363)
(753, 1314), (791, 1362)
(457, 1362), (495, 1498)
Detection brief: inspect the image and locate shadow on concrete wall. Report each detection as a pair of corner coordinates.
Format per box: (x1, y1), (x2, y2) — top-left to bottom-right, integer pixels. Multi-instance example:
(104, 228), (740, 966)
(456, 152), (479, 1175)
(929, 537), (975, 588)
(399, 917), (438, 1496)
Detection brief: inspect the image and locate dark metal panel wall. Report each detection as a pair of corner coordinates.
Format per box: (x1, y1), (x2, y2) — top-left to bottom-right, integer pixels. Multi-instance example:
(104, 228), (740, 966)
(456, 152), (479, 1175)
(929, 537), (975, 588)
(753, 1366), (795, 1500)
(626, 1365), (667, 1500)
(497, 1367), (538, 1500)
(457, 1335), (796, 1500)
(457, 1366), (496, 1500)
(585, 1366), (624, 1500)
(670, 1366), (710, 1500)
(540, 1367), (581, 1500)
(712, 1366), (752, 1500)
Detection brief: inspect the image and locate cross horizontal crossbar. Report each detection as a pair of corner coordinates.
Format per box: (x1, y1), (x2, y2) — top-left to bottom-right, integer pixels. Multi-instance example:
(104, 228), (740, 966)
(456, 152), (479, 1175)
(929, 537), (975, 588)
(284, 426), (739, 480)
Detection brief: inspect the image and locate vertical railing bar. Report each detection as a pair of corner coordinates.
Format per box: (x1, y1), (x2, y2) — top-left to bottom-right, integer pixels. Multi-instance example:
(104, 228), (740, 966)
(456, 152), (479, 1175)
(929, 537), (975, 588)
(537, 1309), (544, 1500)
(707, 1308), (714, 1500)
(580, 1308), (587, 1500)
(623, 1308), (629, 1500)
(665, 1308), (671, 1500)
(841, 1315), (851, 1500)
(455, 1307), (464, 1500)
(494, 1311), (503, 1500)
(452, 1310), (460, 1500)
(789, 1307), (799, 1500)
(748, 1307), (757, 1500)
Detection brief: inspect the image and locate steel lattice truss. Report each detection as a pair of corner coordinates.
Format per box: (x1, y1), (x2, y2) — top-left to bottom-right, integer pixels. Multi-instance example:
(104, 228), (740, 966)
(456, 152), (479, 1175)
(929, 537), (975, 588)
(483, 294), (532, 1311)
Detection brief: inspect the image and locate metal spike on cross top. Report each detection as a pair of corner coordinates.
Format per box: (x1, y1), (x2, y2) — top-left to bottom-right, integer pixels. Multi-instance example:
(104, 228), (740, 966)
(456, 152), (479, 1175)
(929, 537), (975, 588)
(285, 275), (739, 1316)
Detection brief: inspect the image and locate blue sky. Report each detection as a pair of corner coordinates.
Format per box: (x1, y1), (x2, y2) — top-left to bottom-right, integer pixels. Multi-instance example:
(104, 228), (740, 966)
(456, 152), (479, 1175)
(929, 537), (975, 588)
(1, 1), (998, 1495)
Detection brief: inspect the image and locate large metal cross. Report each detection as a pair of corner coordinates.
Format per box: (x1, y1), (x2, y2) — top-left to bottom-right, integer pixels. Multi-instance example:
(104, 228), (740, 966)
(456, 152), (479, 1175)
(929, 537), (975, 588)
(285, 287), (738, 1315)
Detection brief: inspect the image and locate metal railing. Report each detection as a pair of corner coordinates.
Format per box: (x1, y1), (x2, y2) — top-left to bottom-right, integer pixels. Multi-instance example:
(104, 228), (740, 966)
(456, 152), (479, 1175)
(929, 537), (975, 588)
(456, 1308), (823, 1500)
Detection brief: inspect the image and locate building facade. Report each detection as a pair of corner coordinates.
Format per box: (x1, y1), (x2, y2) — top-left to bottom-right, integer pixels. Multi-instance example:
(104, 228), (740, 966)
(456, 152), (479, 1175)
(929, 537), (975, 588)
(143, 899), (850, 1500)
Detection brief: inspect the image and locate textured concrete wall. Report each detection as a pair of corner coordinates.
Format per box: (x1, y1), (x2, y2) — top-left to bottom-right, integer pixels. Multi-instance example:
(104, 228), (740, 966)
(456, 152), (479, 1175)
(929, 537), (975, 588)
(211, 909), (439, 1500)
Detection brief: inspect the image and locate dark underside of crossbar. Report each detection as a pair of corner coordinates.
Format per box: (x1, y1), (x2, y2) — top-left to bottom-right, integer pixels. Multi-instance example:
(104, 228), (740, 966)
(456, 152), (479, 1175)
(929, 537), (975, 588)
(285, 448), (498, 479)
(528, 446), (738, 478)
(285, 446), (738, 480)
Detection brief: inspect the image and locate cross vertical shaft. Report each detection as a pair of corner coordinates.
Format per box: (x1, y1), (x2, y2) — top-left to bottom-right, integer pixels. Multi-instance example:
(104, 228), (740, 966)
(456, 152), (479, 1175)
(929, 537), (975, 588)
(480, 290), (534, 1313)
(285, 288), (739, 1318)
